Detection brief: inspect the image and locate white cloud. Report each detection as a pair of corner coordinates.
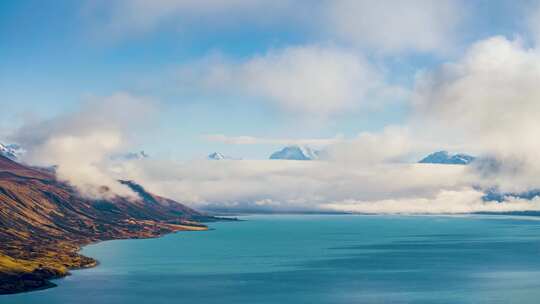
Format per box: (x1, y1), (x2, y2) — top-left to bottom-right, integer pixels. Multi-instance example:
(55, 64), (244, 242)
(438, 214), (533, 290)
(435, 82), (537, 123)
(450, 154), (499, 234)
(109, 155), (540, 214)
(527, 3), (540, 45)
(85, 0), (465, 54)
(84, 0), (301, 40)
(137, 34), (540, 213)
(12, 92), (157, 198)
(114, 159), (475, 212)
(183, 45), (406, 116)
(323, 189), (540, 214)
(413, 36), (540, 192)
(325, 0), (465, 53)
(323, 126), (413, 164)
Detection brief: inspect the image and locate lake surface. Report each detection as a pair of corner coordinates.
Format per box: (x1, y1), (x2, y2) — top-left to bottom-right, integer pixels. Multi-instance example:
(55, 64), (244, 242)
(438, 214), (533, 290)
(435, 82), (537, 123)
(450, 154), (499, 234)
(5, 214), (540, 303)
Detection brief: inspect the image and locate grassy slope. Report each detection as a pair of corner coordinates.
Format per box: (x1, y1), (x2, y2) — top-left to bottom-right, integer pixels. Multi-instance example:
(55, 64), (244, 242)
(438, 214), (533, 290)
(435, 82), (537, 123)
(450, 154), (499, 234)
(0, 253), (39, 274)
(0, 155), (215, 294)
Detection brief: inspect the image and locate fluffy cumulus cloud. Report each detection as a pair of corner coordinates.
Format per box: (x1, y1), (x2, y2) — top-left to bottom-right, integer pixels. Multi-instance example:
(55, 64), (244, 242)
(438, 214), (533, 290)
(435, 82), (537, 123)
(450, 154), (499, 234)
(12, 92), (157, 198)
(413, 36), (540, 192)
(182, 45), (405, 116)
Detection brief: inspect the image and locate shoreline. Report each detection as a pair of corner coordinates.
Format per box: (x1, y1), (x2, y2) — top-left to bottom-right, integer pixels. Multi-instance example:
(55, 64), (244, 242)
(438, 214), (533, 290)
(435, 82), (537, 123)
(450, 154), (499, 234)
(0, 222), (211, 295)
(4, 213), (537, 295)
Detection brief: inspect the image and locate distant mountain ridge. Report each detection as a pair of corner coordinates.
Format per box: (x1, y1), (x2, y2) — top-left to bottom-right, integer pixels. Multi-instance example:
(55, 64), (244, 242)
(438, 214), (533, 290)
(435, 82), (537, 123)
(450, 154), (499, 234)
(419, 151), (475, 165)
(269, 145), (320, 160)
(0, 143), (24, 161)
(208, 152), (233, 160)
(111, 150), (149, 161)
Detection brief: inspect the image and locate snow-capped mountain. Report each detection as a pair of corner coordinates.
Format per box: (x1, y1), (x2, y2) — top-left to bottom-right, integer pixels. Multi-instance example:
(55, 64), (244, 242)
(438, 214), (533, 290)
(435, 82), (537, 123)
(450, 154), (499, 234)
(0, 143), (25, 161)
(269, 145), (320, 160)
(208, 152), (233, 160)
(419, 151), (475, 165)
(111, 151), (149, 161)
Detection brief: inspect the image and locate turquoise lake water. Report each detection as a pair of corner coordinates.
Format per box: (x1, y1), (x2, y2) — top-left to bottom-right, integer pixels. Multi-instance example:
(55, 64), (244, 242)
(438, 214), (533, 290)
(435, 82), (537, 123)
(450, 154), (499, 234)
(5, 214), (540, 303)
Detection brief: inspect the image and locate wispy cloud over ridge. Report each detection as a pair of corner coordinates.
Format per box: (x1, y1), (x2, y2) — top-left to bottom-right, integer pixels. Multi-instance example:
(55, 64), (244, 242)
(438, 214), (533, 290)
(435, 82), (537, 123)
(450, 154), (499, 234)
(11, 92), (157, 198)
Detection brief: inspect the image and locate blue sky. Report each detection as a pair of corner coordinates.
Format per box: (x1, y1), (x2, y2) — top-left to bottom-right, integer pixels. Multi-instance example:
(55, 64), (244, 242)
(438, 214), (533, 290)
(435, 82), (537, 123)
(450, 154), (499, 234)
(1, 0), (539, 160)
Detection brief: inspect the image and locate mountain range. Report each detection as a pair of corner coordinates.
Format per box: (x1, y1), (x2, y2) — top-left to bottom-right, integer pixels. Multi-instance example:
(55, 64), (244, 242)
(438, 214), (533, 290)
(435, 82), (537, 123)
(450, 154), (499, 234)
(269, 145), (320, 160)
(2, 142), (475, 165)
(418, 151), (475, 165)
(0, 154), (218, 294)
(208, 147), (477, 164)
(0, 143), (24, 161)
(110, 150), (149, 161)
(208, 152), (236, 160)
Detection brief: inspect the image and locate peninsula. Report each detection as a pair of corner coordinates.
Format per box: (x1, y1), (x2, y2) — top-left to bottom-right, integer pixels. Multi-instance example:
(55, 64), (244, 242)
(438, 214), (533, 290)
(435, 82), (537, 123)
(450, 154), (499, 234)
(0, 155), (217, 294)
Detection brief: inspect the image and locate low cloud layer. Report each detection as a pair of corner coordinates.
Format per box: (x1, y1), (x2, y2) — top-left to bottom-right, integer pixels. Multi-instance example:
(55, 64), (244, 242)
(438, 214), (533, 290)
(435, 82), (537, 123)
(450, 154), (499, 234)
(323, 189), (540, 214)
(113, 160), (475, 213)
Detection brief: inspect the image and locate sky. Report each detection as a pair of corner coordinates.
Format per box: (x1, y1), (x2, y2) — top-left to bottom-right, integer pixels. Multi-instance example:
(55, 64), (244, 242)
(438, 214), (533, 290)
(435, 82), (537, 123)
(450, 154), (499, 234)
(4, 1), (540, 213)
(1, 0), (533, 160)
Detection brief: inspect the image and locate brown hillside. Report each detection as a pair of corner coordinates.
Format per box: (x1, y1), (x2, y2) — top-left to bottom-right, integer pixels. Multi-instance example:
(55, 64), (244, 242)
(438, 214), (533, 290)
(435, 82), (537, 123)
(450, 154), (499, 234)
(0, 155), (214, 294)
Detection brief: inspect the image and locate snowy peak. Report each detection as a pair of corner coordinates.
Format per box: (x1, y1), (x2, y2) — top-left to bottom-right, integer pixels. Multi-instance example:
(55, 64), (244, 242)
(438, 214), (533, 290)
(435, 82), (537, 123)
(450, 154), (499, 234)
(419, 151), (475, 165)
(208, 152), (234, 160)
(0, 143), (25, 161)
(111, 151), (149, 161)
(208, 152), (225, 160)
(269, 145), (320, 160)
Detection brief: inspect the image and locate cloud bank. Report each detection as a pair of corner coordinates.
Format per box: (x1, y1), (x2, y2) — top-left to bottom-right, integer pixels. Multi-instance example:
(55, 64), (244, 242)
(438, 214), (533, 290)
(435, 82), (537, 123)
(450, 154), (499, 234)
(113, 160), (475, 213)
(11, 92), (157, 198)
(414, 36), (540, 193)
(323, 189), (540, 214)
